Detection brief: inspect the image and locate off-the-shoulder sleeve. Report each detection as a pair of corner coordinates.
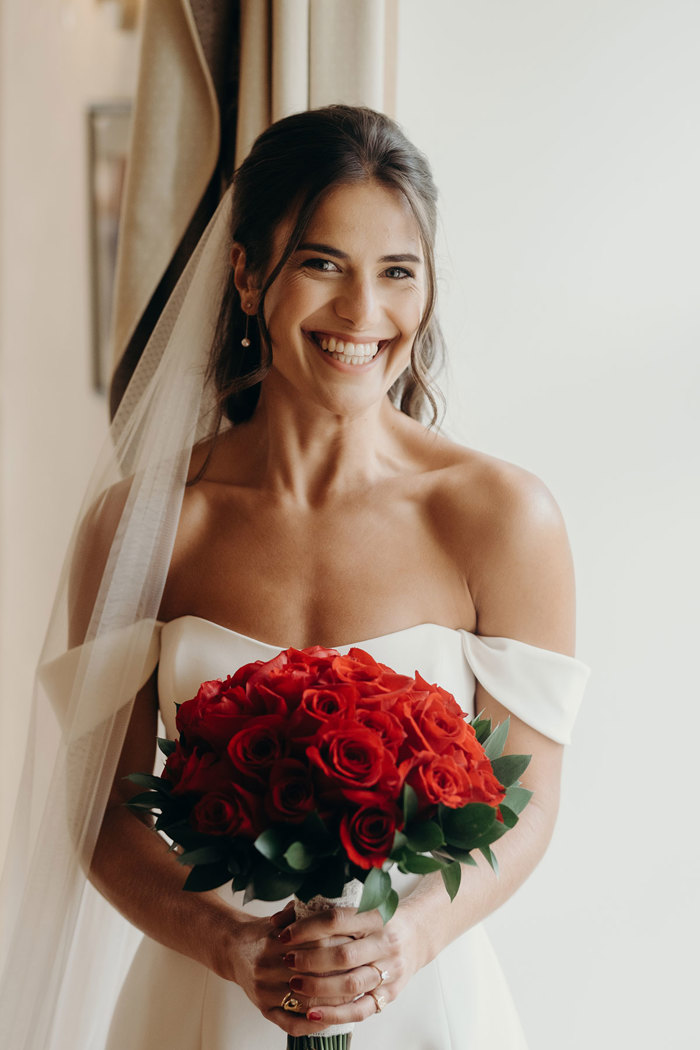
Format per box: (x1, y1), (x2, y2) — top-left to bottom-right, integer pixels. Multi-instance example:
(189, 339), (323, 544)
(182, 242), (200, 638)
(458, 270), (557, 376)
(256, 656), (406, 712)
(38, 619), (163, 739)
(460, 631), (590, 745)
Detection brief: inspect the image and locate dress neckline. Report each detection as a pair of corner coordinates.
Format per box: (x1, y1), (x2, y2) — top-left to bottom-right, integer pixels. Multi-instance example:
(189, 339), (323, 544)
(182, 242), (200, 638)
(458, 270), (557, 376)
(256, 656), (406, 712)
(159, 614), (465, 653)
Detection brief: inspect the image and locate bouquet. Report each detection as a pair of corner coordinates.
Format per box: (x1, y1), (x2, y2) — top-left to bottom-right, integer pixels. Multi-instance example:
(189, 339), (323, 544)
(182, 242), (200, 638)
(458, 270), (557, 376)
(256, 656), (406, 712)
(127, 645), (531, 1050)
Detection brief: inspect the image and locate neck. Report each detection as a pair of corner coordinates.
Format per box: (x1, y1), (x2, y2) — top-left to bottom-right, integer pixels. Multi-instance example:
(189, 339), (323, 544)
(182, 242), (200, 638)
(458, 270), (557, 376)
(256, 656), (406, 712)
(240, 379), (408, 505)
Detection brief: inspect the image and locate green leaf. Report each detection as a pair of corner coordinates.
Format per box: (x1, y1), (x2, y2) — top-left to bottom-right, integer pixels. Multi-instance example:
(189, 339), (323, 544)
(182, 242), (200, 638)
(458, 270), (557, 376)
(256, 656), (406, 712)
(441, 803), (497, 848)
(483, 717), (510, 760)
(124, 772), (167, 791)
(157, 737), (176, 757)
(254, 827), (289, 865)
(471, 711), (492, 744)
(124, 791), (166, 812)
(480, 844), (499, 875)
(440, 860), (462, 901)
(503, 784), (533, 815)
(299, 812), (336, 855)
(437, 846), (477, 866)
(402, 783), (418, 826)
(177, 846), (223, 867)
(377, 888), (399, 924)
(390, 830), (408, 857)
(491, 753), (531, 787)
(252, 857), (304, 901)
(357, 867), (391, 913)
(399, 852), (444, 875)
(404, 820), (444, 852)
(183, 862), (231, 892)
(499, 805), (519, 829)
(284, 841), (315, 872)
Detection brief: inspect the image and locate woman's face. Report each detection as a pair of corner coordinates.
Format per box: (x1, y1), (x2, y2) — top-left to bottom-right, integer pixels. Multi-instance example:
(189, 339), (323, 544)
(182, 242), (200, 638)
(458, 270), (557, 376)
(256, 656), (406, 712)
(259, 179), (427, 418)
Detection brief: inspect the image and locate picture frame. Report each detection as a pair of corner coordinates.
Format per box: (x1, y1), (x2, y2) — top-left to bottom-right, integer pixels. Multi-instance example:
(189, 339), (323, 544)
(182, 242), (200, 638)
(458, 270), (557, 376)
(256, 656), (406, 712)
(87, 101), (132, 393)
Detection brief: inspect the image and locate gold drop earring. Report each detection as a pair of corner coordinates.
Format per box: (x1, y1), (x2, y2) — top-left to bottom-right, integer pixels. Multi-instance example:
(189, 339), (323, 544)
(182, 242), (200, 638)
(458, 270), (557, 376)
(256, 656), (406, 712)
(241, 301), (253, 347)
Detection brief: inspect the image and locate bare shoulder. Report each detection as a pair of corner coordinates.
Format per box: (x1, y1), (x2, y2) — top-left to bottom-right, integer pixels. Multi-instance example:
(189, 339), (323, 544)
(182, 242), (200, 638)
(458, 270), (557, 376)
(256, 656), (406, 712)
(424, 437), (576, 653)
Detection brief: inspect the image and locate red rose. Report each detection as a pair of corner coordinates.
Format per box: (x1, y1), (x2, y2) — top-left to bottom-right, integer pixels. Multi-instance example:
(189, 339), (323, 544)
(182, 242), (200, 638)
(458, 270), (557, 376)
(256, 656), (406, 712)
(400, 750), (505, 810)
(226, 714), (287, 783)
(332, 648), (414, 697)
(190, 786), (262, 838)
(264, 759), (316, 823)
(393, 691), (472, 758)
(288, 684), (359, 738)
(176, 676), (282, 751)
(307, 720), (401, 795)
(245, 647), (338, 710)
(355, 708), (406, 758)
(166, 748), (235, 797)
(339, 792), (401, 869)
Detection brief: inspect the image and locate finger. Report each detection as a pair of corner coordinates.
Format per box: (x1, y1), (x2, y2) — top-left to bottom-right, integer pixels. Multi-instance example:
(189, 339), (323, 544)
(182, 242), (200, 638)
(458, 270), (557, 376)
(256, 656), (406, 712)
(269, 901), (296, 930)
(283, 933), (381, 978)
(287, 962), (387, 1004)
(277, 905), (382, 947)
(301, 990), (383, 1028)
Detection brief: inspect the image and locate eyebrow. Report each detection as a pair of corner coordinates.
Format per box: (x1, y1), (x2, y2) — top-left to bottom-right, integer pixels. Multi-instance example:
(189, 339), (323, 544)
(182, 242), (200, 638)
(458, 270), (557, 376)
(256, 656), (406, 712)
(296, 242), (422, 264)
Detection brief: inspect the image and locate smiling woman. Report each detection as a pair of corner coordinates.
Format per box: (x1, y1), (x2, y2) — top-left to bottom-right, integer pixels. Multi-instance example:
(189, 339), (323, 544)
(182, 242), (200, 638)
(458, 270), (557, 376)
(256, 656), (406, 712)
(0, 106), (589, 1050)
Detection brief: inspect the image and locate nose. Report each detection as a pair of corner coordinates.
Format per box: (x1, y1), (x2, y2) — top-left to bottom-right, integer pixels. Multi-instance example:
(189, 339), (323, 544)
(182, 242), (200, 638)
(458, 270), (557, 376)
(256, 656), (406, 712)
(333, 273), (382, 330)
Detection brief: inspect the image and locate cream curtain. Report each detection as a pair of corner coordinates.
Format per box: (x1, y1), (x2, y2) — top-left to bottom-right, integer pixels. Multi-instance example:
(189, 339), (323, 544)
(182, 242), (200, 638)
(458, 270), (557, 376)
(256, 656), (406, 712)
(110, 0), (398, 408)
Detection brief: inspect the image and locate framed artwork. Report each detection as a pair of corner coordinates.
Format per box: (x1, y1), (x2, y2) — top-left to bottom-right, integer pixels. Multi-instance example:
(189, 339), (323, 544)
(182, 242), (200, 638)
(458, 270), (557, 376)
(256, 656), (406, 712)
(87, 101), (132, 393)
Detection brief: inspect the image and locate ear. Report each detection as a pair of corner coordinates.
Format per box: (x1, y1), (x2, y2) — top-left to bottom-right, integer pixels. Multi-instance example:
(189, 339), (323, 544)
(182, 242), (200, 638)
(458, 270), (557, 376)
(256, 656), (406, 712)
(230, 244), (260, 314)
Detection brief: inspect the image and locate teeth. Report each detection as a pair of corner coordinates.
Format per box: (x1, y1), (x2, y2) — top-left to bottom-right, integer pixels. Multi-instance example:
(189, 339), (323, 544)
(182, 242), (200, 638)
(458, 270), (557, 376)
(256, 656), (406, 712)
(315, 333), (380, 365)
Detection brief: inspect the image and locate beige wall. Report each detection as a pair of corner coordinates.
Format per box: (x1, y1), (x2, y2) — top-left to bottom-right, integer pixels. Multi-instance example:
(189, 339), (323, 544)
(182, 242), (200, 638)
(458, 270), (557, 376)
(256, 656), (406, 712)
(397, 1), (698, 1047)
(0, 0), (139, 853)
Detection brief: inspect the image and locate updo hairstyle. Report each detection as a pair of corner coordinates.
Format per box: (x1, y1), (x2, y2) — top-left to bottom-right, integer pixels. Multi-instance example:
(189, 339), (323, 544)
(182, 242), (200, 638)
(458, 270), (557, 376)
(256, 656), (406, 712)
(209, 105), (445, 425)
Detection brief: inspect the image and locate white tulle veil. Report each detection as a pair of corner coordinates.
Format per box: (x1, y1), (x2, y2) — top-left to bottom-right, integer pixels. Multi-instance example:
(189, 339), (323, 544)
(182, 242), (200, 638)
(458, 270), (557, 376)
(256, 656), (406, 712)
(0, 187), (235, 1050)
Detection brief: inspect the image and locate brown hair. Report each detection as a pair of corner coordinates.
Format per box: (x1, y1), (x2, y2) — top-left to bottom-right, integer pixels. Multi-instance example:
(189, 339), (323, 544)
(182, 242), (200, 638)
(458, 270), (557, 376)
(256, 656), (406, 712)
(209, 105), (445, 426)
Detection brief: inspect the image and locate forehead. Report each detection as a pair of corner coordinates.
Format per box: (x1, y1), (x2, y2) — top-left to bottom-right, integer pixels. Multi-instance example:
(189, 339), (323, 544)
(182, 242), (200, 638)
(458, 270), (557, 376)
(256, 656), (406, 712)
(304, 180), (422, 251)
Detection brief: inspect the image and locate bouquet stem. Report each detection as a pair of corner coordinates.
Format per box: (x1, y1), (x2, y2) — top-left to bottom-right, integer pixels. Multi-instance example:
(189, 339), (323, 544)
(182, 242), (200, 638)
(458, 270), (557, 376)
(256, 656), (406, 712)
(286, 1036), (352, 1050)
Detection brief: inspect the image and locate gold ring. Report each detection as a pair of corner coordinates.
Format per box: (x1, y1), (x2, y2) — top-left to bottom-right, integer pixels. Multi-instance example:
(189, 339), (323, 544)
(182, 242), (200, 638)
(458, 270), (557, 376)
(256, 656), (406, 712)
(281, 991), (305, 1013)
(369, 963), (390, 988)
(368, 990), (387, 1013)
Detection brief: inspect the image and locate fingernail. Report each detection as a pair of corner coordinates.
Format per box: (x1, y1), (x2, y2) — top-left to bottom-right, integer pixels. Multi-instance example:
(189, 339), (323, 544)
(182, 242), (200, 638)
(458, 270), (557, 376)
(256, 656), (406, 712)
(278, 927), (292, 943)
(282, 952), (296, 968)
(308, 1010), (323, 1022)
(289, 976), (303, 991)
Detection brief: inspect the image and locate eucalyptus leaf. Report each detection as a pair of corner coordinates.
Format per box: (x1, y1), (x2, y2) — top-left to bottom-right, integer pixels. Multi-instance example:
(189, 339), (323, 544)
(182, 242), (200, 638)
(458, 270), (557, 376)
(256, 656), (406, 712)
(479, 844), (499, 875)
(377, 888), (399, 924)
(491, 753), (531, 787)
(183, 862), (231, 892)
(125, 772), (167, 791)
(252, 858), (304, 901)
(405, 820), (444, 852)
(483, 717), (510, 760)
(503, 784), (533, 815)
(402, 783), (418, 826)
(390, 830), (408, 857)
(284, 841), (315, 872)
(124, 791), (165, 812)
(499, 805), (518, 829)
(441, 803), (497, 848)
(157, 737), (176, 757)
(440, 860), (462, 901)
(177, 846), (223, 867)
(439, 846), (477, 866)
(400, 852), (443, 875)
(254, 827), (289, 864)
(357, 867), (391, 913)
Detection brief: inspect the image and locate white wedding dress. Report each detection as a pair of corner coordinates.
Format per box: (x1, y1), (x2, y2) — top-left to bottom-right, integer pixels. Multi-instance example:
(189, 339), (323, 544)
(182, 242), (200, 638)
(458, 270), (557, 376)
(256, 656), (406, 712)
(98, 616), (588, 1050)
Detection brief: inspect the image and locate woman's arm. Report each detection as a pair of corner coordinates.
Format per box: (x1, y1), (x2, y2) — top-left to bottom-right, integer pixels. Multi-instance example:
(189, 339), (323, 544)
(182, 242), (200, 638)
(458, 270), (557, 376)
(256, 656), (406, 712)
(273, 467), (577, 1024)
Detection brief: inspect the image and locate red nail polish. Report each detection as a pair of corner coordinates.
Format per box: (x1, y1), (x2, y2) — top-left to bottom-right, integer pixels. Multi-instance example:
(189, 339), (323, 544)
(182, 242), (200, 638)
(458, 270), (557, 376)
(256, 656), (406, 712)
(278, 927), (292, 943)
(282, 952), (296, 968)
(308, 1010), (323, 1022)
(289, 976), (303, 991)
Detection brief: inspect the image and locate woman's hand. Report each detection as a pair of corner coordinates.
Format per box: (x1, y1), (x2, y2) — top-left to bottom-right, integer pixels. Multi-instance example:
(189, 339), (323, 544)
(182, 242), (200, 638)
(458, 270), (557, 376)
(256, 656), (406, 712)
(261, 898), (421, 1030)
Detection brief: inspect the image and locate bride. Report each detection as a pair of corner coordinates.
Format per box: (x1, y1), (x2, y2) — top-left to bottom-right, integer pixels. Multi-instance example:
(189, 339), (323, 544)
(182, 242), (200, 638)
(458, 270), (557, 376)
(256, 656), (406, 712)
(0, 106), (588, 1049)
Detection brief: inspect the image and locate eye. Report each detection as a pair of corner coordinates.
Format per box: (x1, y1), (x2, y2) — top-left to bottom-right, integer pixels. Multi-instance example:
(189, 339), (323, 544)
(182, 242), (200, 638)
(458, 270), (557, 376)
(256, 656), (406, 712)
(302, 257), (340, 273)
(384, 266), (414, 280)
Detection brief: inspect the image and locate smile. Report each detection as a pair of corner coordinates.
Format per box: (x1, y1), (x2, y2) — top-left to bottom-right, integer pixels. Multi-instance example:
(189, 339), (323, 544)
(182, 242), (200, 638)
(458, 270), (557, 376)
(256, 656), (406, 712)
(309, 332), (388, 367)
